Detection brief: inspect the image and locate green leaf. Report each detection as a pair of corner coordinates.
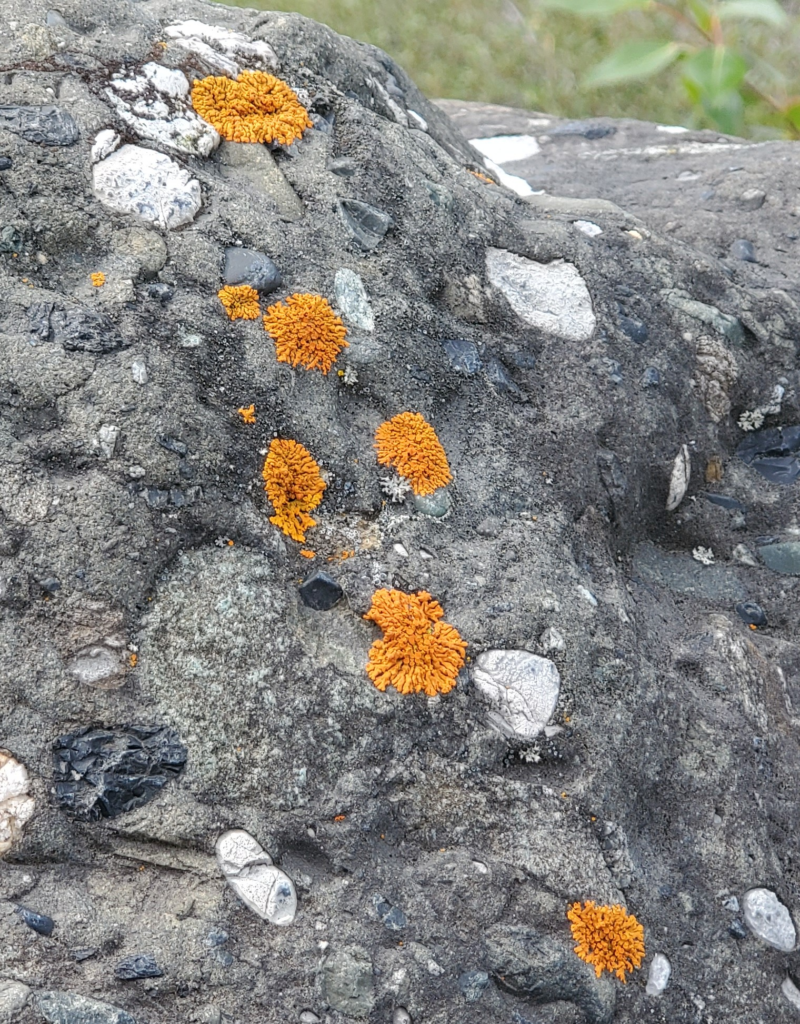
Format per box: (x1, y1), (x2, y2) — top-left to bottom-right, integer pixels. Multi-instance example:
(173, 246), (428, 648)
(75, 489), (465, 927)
(686, 0), (714, 33)
(786, 103), (800, 131)
(584, 41), (683, 86)
(682, 46), (749, 97)
(717, 0), (788, 25)
(539, 0), (650, 15)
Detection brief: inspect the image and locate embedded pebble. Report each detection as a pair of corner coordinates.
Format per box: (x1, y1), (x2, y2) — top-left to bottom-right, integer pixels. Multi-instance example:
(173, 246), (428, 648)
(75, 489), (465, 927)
(323, 947), (375, 1016)
(412, 488), (451, 517)
(334, 268), (374, 330)
(486, 248), (596, 342)
(742, 888), (796, 951)
(337, 199), (392, 250)
(131, 360), (148, 385)
(735, 601), (767, 626)
(53, 726), (187, 820)
(37, 991), (135, 1024)
(736, 425), (800, 486)
(740, 188), (766, 210)
(0, 751), (35, 855)
(473, 650), (561, 741)
(299, 1013), (320, 1024)
(216, 829), (297, 926)
(98, 424), (119, 460)
(540, 626), (565, 653)
(0, 157), (11, 171)
(642, 366), (661, 387)
(0, 980), (30, 1019)
(93, 145), (201, 230)
(666, 444), (691, 511)
(782, 977), (800, 1012)
(16, 906), (54, 936)
(0, 105), (79, 146)
(115, 954), (163, 980)
(730, 238), (756, 262)
(223, 247), (281, 294)
(65, 644), (126, 689)
(374, 895), (407, 931)
(458, 969), (490, 1002)
(574, 220), (603, 237)
(393, 1011), (412, 1024)
(645, 953), (671, 996)
(298, 572), (344, 611)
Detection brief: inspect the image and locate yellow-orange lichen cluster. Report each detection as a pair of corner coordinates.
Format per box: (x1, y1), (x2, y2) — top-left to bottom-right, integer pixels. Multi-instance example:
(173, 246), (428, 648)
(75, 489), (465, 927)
(567, 901), (645, 983)
(262, 438), (326, 543)
(90, 272), (106, 287)
(374, 412), (452, 496)
(219, 285), (261, 321)
(263, 293), (348, 373)
(237, 404), (256, 424)
(191, 70), (313, 145)
(364, 589), (467, 697)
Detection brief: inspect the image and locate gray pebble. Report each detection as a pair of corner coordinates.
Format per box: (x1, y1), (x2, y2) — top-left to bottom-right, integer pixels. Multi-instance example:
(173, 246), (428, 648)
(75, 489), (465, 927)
(730, 238), (756, 262)
(223, 247), (281, 293)
(337, 199), (392, 250)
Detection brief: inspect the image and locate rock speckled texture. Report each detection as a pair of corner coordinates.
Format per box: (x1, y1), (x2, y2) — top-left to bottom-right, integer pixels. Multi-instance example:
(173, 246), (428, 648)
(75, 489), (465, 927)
(1, 3), (800, 1023)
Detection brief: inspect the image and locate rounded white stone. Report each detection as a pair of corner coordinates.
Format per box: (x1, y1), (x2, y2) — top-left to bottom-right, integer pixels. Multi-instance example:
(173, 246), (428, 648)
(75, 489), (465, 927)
(141, 62), (189, 98)
(0, 980), (31, 1018)
(782, 976), (800, 1012)
(743, 888), (796, 951)
(646, 953), (671, 996)
(473, 649), (561, 741)
(216, 829), (297, 926)
(486, 248), (596, 341)
(0, 752), (35, 856)
(93, 145), (201, 230)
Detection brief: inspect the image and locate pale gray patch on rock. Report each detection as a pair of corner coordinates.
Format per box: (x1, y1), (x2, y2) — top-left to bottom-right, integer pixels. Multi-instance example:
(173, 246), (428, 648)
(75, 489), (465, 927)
(65, 644), (126, 689)
(323, 946), (375, 1017)
(743, 888), (796, 951)
(666, 444), (691, 511)
(782, 976), (800, 1012)
(473, 649), (560, 740)
(486, 248), (596, 341)
(90, 129), (119, 163)
(164, 20), (278, 76)
(216, 829), (297, 926)
(334, 268), (374, 331)
(93, 145), (201, 230)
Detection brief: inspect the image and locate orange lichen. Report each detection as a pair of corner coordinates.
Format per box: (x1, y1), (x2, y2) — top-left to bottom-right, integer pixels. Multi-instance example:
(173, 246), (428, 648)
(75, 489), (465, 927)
(334, 814), (346, 822)
(129, 653), (138, 668)
(263, 293), (348, 373)
(219, 285), (261, 321)
(299, 549), (316, 559)
(262, 438), (326, 543)
(567, 901), (645, 983)
(364, 588), (467, 697)
(90, 272), (106, 287)
(191, 70), (313, 145)
(469, 170), (495, 184)
(374, 412), (452, 496)
(237, 403), (256, 424)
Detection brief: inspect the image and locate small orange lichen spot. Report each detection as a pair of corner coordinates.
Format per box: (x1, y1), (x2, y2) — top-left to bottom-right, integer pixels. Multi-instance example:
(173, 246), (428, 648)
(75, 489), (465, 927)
(561, 792), (568, 799)
(262, 438), (326, 543)
(334, 814), (346, 822)
(300, 549), (316, 559)
(219, 284), (260, 321)
(749, 623), (758, 631)
(237, 403), (256, 424)
(129, 653), (138, 668)
(191, 70), (313, 145)
(227, 540), (235, 547)
(374, 412), (452, 496)
(90, 271), (105, 287)
(469, 169), (495, 184)
(567, 901), (645, 983)
(263, 293), (348, 374)
(364, 588), (467, 697)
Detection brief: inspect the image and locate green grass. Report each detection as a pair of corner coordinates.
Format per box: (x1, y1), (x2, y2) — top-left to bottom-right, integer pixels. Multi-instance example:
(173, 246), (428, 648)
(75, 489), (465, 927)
(221, 0), (800, 136)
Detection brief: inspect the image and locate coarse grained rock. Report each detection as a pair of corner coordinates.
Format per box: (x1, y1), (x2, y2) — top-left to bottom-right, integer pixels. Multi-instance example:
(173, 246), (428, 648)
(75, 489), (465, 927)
(0, 3), (800, 1024)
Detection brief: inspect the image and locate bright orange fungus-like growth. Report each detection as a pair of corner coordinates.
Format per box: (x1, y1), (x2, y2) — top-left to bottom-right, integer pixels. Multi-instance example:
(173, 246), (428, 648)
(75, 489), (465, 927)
(263, 293), (348, 373)
(191, 70), (313, 145)
(90, 272), (105, 287)
(364, 589), (467, 697)
(567, 901), (645, 983)
(219, 285), (261, 321)
(237, 404), (256, 424)
(262, 438), (326, 543)
(374, 412), (452, 496)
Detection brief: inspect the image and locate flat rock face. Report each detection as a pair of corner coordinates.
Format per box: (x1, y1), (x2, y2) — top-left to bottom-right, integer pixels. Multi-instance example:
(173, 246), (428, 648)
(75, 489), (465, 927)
(1, 3), (800, 1024)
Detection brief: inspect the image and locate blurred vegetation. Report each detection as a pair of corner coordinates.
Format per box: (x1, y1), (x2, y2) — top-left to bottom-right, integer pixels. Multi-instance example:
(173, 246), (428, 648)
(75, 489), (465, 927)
(221, 0), (800, 136)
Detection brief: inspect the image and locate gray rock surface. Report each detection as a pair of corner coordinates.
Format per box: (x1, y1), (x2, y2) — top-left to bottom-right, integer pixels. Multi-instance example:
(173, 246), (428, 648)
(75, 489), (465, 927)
(1, 3), (800, 1024)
